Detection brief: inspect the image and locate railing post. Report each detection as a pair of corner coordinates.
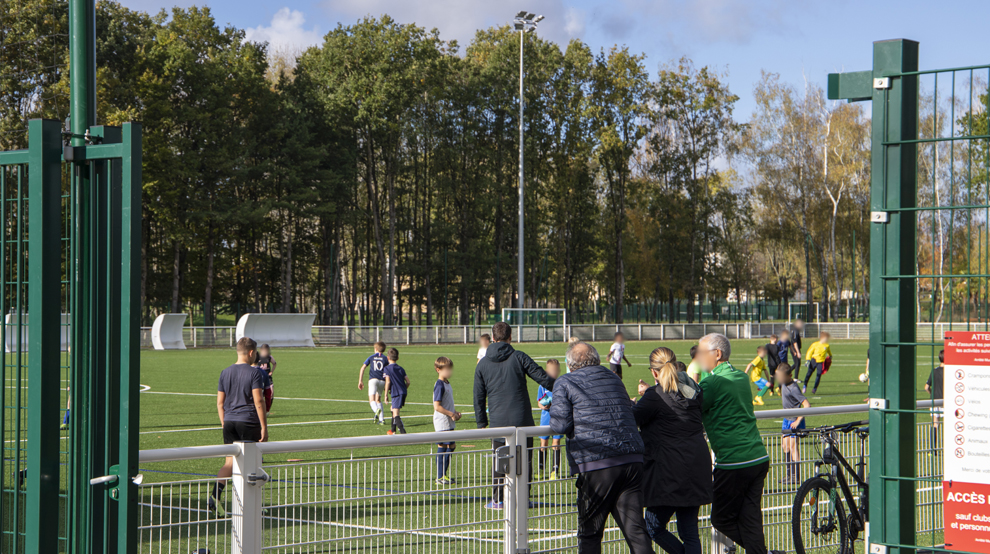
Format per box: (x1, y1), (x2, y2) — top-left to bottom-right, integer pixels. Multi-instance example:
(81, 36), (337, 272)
(407, 325), (411, 345)
(502, 430), (521, 554)
(638, 324), (642, 340)
(193, 327), (197, 348)
(231, 441), (265, 554)
(512, 428), (529, 554)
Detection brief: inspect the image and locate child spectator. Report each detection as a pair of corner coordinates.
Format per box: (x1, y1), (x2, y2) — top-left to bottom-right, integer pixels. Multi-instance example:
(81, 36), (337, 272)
(608, 332), (632, 378)
(258, 344), (277, 410)
(765, 334), (781, 391)
(802, 332), (833, 394)
(477, 334), (491, 364)
(746, 345), (773, 406)
(777, 363), (810, 484)
(685, 344), (709, 383)
(537, 359), (563, 480)
(384, 348), (410, 435)
(358, 341), (389, 424)
(433, 356), (461, 485)
(925, 350), (945, 453)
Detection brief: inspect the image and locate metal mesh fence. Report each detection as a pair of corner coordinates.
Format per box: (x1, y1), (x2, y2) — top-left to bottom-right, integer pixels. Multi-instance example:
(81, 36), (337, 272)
(134, 420), (943, 553)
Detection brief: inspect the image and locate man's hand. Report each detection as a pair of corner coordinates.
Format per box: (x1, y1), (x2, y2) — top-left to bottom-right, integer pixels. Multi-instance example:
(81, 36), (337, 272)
(453, 411), (462, 422)
(790, 420), (800, 430)
(638, 379), (649, 396)
(358, 380), (364, 390)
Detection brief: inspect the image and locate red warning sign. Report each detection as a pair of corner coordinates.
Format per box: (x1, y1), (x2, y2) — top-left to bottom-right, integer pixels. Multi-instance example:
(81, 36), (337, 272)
(944, 332), (990, 551)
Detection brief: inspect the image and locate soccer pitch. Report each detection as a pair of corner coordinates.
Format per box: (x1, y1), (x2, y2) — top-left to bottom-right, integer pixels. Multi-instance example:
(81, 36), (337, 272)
(136, 338), (937, 482)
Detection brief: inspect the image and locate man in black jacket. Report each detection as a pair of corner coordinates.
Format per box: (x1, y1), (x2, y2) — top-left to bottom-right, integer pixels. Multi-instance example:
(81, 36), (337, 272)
(474, 321), (554, 508)
(550, 341), (653, 554)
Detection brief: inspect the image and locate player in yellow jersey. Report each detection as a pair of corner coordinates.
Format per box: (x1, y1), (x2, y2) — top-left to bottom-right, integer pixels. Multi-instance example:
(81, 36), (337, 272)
(746, 345), (773, 406)
(802, 332), (833, 394)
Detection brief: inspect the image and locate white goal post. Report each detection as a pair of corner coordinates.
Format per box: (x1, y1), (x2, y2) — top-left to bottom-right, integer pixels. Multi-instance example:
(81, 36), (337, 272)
(787, 302), (820, 323)
(500, 308), (567, 342)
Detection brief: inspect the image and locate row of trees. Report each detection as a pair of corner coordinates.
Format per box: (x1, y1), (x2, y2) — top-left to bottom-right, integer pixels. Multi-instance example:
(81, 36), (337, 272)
(2, 1), (876, 325)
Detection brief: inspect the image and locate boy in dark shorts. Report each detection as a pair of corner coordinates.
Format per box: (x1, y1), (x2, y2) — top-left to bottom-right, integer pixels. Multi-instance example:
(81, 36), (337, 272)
(433, 356), (461, 485)
(384, 348), (410, 435)
(776, 363), (810, 484)
(211, 337), (268, 515)
(257, 344), (277, 411)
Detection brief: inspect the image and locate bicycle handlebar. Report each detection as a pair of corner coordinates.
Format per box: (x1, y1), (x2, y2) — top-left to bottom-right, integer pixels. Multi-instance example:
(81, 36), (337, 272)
(789, 420), (869, 438)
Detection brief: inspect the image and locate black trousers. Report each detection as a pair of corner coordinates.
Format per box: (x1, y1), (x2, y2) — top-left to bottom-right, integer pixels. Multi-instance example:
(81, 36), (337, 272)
(712, 461), (770, 554)
(575, 462), (654, 554)
(491, 437), (534, 503)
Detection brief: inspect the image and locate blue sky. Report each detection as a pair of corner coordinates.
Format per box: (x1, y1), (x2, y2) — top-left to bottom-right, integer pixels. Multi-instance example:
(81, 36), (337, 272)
(117, 0), (990, 118)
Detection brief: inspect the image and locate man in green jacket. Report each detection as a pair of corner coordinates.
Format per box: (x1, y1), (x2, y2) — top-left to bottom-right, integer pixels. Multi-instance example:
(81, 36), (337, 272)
(698, 333), (776, 554)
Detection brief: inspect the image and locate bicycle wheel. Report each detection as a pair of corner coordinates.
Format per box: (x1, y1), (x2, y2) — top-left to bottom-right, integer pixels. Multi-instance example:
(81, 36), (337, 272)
(792, 476), (849, 554)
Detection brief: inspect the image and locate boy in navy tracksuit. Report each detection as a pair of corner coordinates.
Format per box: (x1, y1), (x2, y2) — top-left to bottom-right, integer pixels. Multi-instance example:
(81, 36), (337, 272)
(383, 348), (410, 435)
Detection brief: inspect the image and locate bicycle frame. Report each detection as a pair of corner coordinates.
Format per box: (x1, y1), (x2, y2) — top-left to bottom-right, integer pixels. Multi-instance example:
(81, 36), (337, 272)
(817, 429), (870, 536)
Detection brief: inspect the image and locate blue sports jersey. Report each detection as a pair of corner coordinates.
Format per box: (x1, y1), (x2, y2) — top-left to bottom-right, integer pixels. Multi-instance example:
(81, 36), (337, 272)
(383, 363), (408, 396)
(537, 385), (552, 407)
(777, 340), (792, 365)
(365, 353), (388, 380)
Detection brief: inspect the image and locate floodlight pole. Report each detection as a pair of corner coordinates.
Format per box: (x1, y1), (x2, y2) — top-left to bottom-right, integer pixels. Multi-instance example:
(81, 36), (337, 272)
(517, 27), (525, 310)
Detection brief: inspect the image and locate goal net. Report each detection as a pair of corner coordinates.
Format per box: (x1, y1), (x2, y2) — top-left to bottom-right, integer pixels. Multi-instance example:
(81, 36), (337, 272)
(500, 308), (567, 342)
(787, 302), (820, 323)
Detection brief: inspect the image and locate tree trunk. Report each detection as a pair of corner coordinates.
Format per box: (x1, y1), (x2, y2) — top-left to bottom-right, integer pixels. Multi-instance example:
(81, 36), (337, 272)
(204, 224), (215, 326)
(170, 240), (182, 313)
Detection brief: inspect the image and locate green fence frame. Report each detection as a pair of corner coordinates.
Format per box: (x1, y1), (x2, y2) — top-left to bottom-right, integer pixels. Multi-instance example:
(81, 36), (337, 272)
(0, 119), (141, 554)
(832, 39), (990, 554)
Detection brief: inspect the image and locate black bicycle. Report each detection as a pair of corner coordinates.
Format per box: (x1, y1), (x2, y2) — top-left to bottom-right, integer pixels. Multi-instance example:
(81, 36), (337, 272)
(791, 420), (869, 554)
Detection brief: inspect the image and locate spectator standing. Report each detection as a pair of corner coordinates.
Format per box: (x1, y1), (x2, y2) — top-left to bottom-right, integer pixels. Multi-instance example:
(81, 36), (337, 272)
(696, 333), (776, 554)
(550, 342), (653, 554)
(477, 334), (491, 364)
(776, 363), (810, 484)
(210, 337), (268, 515)
(634, 348), (711, 554)
(686, 345), (709, 383)
(474, 322), (555, 508)
(433, 356), (461, 485)
(257, 344), (277, 412)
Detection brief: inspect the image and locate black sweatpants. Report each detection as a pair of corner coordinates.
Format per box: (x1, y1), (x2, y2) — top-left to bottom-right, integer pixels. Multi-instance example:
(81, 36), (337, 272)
(491, 437), (533, 504)
(711, 460), (770, 554)
(575, 462), (654, 554)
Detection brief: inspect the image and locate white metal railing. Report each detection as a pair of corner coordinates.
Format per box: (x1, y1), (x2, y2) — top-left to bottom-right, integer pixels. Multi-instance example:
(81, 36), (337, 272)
(134, 401), (944, 554)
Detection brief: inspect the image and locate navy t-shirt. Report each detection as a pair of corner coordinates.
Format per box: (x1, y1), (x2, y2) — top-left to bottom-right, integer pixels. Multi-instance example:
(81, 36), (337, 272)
(218, 363), (264, 423)
(384, 363), (408, 396)
(777, 339), (792, 365)
(365, 353), (388, 380)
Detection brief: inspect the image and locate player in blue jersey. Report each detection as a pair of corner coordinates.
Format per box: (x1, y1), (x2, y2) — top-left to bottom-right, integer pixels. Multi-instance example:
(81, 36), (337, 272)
(358, 341), (388, 424)
(433, 356), (461, 485)
(537, 359), (563, 479)
(384, 348), (410, 434)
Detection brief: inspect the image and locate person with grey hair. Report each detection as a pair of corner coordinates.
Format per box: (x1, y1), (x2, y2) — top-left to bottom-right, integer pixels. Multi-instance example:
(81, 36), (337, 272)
(696, 333), (778, 554)
(550, 341), (653, 554)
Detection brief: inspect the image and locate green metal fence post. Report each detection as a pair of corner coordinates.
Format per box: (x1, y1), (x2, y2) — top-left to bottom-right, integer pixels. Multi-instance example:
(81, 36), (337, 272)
(870, 39), (919, 554)
(117, 122), (142, 554)
(25, 118), (64, 554)
(831, 39), (920, 554)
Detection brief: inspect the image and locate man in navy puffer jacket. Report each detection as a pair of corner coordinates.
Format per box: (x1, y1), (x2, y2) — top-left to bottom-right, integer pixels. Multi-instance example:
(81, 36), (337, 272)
(551, 341), (653, 554)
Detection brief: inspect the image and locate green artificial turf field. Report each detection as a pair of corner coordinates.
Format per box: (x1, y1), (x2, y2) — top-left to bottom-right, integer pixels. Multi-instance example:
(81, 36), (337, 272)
(136, 338), (940, 481)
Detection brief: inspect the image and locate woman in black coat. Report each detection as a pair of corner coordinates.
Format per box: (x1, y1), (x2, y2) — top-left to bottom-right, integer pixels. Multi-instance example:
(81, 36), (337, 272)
(633, 347), (712, 554)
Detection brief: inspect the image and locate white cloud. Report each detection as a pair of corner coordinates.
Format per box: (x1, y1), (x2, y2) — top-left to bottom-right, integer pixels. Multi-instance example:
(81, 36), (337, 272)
(244, 8), (324, 52)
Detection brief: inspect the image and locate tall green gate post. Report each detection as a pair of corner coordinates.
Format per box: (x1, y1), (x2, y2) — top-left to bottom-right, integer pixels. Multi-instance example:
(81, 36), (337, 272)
(828, 39), (919, 554)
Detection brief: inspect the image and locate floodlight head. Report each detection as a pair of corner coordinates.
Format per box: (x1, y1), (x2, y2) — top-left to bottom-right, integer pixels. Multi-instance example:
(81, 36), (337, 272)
(525, 12), (535, 20)
(516, 10), (528, 17)
(534, 15), (545, 22)
(514, 22), (524, 30)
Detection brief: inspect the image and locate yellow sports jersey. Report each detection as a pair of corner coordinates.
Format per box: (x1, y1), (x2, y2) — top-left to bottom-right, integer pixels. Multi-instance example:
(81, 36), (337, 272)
(749, 356), (767, 382)
(806, 341), (832, 363)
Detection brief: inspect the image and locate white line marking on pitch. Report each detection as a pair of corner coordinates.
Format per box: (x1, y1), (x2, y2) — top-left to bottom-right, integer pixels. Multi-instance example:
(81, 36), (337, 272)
(141, 390), (474, 408)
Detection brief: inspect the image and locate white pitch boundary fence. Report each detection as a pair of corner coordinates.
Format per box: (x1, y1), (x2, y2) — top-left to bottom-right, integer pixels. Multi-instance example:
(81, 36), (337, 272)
(132, 401), (944, 554)
(139, 321), (977, 348)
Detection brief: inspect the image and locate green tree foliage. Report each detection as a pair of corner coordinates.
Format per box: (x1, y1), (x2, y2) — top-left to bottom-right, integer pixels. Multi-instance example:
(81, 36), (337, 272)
(1, 6), (878, 325)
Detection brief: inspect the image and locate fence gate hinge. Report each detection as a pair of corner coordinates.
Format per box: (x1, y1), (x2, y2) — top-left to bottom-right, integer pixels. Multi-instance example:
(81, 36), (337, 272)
(871, 211), (889, 223)
(873, 77), (891, 90)
(494, 445), (514, 475)
(870, 544), (888, 554)
(869, 398), (888, 410)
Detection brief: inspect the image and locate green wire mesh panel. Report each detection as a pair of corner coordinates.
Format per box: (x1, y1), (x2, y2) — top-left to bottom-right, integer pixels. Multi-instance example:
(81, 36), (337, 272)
(0, 159), (71, 553)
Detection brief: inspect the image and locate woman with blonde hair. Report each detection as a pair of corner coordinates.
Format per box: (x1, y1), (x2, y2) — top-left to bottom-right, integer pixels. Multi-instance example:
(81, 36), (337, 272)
(633, 347), (712, 554)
